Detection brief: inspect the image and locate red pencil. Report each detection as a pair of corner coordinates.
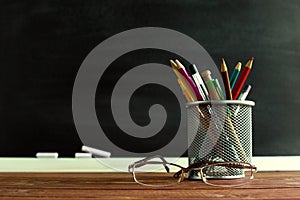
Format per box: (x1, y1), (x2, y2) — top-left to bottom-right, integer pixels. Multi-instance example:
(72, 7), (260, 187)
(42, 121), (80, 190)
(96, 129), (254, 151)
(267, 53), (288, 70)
(232, 57), (254, 100)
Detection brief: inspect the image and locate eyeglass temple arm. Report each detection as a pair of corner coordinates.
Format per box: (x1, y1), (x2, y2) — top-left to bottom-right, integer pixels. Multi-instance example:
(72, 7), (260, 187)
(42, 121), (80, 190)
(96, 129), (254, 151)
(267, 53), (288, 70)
(222, 163), (257, 170)
(173, 161), (257, 177)
(128, 155), (170, 173)
(181, 162), (257, 179)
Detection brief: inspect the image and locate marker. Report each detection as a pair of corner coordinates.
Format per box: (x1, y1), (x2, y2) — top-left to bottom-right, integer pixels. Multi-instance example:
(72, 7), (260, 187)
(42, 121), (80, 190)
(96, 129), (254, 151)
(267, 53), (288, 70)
(220, 58), (232, 100)
(174, 60), (203, 101)
(230, 62), (242, 90)
(36, 152), (58, 158)
(82, 146), (111, 158)
(201, 70), (220, 100)
(188, 64), (209, 100)
(232, 57), (254, 100)
(75, 152), (92, 158)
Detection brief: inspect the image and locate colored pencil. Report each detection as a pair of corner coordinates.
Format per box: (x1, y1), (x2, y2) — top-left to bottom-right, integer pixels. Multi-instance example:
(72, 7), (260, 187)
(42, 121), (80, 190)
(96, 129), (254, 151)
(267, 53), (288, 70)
(221, 58), (232, 100)
(232, 57), (254, 100)
(174, 60), (203, 101)
(170, 60), (197, 102)
(230, 62), (242, 90)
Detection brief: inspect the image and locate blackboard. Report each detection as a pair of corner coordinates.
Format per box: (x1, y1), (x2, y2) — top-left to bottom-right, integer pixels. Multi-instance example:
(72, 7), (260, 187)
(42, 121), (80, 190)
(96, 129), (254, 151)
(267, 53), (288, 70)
(0, 0), (299, 157)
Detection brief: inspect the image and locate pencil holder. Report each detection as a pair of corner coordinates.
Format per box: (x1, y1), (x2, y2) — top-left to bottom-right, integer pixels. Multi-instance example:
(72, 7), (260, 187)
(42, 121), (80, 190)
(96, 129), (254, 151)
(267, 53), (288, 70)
(186, 100), (255, 180)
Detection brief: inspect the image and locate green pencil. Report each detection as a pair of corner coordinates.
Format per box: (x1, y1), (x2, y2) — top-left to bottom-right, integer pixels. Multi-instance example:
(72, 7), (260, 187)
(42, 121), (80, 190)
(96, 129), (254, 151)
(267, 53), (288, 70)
(230, 62), (242, 90)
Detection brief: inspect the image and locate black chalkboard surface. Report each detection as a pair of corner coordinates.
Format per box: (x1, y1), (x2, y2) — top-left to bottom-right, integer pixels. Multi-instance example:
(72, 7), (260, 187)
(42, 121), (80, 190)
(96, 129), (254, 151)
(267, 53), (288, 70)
(0, 0), (299, 157)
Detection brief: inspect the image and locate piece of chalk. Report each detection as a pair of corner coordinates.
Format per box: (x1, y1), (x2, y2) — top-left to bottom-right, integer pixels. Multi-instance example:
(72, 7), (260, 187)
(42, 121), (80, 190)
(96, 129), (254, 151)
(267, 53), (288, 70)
(75, 152), (92, 158)
(36, 152), (59, 158)
(82, 146), (111, 158)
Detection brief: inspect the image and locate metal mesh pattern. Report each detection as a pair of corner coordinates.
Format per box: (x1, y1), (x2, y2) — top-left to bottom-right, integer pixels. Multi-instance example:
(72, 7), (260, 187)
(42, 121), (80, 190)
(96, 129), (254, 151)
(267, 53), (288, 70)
(187, 101), (254, 179)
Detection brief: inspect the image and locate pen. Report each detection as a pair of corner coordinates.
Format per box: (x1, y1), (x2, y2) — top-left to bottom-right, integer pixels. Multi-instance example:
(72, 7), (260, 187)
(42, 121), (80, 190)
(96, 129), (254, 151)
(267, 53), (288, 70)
(188, 64), (209, 100)
(220, 58), (232, 100)
(172, 61), (206, 117)
(174, 60), (203, 101)
(230, 62), (242, 90)
(238, 84), (252, 101)
(232, 57), (254, 100)
(235, 85), (252, 116)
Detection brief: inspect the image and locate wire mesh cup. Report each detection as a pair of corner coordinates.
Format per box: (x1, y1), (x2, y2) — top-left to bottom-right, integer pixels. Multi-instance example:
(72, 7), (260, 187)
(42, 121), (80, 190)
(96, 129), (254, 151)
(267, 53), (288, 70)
(186, 100), (255, 180)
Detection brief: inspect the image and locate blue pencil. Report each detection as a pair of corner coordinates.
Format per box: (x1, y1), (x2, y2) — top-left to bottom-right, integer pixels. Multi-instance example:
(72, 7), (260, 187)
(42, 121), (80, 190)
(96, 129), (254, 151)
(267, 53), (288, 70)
(230, 62), (242, 90)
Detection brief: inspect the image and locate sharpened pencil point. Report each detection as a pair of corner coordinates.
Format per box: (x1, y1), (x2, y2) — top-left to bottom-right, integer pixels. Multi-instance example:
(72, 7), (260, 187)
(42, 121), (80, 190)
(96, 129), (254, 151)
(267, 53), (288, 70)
(246, 57), (254, 69)
(174, 59), (184, 69)
(221, 58), (228, 72)
(236, 62), (242, 70)
(169, 59), (177, 68)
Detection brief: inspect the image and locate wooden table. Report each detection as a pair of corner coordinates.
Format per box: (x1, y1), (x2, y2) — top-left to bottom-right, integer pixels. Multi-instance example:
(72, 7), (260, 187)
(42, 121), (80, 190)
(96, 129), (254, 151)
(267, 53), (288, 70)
(0, 171), (299, 199)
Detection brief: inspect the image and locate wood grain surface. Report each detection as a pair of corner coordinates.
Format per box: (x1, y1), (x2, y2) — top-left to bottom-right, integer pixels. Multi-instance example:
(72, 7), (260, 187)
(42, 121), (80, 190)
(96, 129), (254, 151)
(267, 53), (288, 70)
(0, 171), (299, 199)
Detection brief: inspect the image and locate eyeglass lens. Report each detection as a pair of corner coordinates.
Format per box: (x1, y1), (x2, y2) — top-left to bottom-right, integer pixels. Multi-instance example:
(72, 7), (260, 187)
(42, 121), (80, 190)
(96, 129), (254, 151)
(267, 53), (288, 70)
(200, 163), (254, 186)
(133, 161), (254, 187)
(133, 162), (182, 186)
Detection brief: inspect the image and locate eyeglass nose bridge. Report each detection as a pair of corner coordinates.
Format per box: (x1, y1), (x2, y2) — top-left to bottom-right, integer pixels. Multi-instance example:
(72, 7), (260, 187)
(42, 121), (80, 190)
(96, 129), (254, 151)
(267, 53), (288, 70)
(182, 171), (190, 180)
(174, 169), (189, 182)
(179, 168), (203, 182)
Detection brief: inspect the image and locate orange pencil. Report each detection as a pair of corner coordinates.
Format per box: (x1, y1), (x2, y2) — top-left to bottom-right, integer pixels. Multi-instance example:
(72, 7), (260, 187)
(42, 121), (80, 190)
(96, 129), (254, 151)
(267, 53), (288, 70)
(220, 58), (232, 100)
(232, 57), (254, 100)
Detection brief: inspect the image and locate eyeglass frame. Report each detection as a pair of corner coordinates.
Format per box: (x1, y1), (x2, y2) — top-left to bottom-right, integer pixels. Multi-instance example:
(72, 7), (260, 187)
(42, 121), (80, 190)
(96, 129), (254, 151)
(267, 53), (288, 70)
(128, 155), (257, 187)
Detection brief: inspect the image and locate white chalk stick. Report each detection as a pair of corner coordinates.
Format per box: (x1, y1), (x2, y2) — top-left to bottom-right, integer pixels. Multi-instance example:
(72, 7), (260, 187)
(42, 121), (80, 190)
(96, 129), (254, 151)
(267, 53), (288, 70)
(36, 152), (58, 158)
(82, 146), (111, 158)
(75, 152), (92, 158)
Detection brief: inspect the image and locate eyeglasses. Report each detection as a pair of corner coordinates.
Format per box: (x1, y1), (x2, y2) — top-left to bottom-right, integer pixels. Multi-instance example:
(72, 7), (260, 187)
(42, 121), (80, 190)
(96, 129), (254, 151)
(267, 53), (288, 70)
(128, 155), (257, 187)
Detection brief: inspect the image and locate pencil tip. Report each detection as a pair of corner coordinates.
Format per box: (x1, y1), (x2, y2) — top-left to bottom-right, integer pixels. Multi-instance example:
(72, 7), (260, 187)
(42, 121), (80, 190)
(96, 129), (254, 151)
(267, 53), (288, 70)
(222, 58), (226, 64)
(169, 59), (177, 68)
(221, 58), (227, 71)
(236, 62), (242, 70)
(175, 59), (184, 69)
(246, 58), (254, 68)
